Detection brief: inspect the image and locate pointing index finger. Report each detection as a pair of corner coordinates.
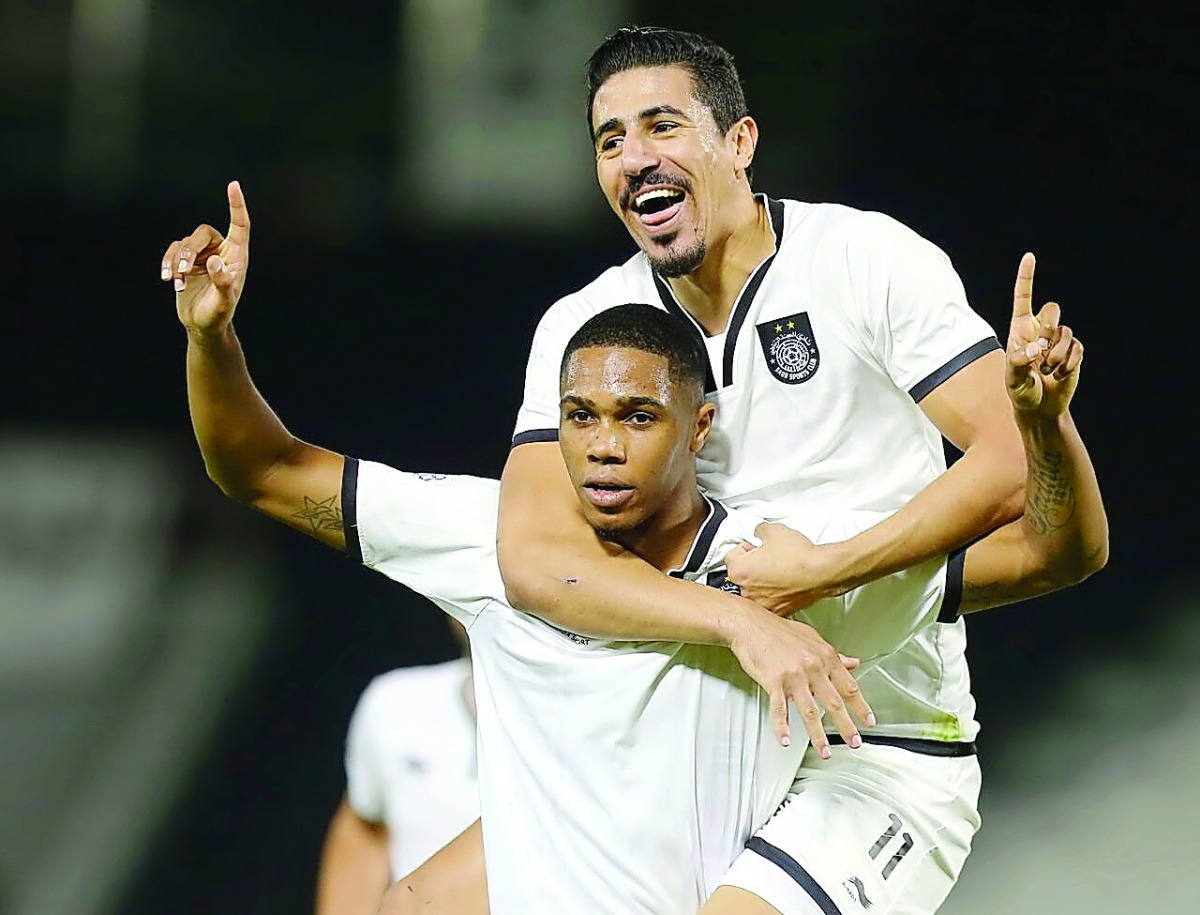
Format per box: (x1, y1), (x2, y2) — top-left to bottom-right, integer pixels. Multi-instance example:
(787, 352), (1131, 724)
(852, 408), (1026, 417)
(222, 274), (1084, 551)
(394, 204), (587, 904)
(226, 180), (250, 248)
(1012, 251), (1036, 320)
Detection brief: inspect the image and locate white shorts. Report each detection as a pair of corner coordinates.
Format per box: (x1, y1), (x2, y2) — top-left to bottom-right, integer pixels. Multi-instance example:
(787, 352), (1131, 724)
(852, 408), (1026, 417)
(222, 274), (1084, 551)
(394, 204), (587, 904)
(718, 739), (982, 914)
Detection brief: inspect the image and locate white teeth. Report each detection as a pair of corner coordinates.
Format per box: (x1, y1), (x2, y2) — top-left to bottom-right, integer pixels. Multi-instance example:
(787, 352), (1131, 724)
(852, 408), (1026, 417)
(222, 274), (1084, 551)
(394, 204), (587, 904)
(635, 188), (682, 207)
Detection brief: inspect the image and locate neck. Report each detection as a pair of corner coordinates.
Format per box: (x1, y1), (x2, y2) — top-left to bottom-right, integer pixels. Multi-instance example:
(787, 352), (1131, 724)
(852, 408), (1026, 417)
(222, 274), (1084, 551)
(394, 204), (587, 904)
(666, 193), (774, 335)
(611, 485), (710, 573)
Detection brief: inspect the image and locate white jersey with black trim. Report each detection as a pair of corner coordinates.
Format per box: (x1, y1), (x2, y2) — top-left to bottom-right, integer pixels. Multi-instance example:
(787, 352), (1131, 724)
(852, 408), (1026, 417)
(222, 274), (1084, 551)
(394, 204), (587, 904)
(344, 659), (479, 879)
(345, 459), (960, 914)
(512, 197), (998, 744)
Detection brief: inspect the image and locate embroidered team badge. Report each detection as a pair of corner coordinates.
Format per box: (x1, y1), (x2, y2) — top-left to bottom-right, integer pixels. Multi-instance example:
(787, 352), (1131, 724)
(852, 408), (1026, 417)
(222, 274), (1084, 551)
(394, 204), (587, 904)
(756, 312), (820, 384)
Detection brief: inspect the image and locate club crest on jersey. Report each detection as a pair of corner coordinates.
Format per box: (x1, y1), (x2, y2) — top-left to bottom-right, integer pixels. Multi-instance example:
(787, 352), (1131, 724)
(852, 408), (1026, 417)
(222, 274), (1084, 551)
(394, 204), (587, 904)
(756, 312), (820, 384)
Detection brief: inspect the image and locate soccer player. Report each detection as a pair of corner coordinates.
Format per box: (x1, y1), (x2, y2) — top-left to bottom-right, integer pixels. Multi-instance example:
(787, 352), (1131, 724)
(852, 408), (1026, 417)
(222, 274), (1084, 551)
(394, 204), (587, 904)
(314, 620), (477, 915)
(483, 26), (1067, 913)
(161, 179), (1103, 911)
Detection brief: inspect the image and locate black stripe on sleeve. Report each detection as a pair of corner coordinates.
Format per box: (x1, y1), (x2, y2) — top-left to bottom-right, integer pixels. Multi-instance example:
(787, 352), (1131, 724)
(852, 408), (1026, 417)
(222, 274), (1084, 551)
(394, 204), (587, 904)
(938, 547), (966, 622)
(512, 428), (559, 447)
(341, 456), (363, 565)
(908, 337), (1001, 403)
(744, 838), (844, 915)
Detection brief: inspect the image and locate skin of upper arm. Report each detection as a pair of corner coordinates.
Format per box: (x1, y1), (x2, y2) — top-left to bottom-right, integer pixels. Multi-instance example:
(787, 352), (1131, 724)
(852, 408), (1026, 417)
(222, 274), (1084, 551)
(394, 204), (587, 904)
(498, 441), (609, 606)
(315, 796), (391, 915)
(247, 442), (348, 552)
(917, 349), (1025, 516)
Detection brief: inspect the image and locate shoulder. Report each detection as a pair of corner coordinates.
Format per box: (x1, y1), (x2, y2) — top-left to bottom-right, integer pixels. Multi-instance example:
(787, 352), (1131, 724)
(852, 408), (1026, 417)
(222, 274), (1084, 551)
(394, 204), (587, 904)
(357, 659), (468, 722)
(779, 199), (935, 257)
(532, 254), (654, 340)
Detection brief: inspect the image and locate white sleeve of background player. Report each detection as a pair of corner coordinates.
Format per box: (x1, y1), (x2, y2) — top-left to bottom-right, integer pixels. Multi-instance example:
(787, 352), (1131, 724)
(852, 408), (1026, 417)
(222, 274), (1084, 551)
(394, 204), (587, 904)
(790, 510), (962, 666)
(344, 676), (389, 822)
(851, 213), (1000, 401)
(344, 459), (504, 624)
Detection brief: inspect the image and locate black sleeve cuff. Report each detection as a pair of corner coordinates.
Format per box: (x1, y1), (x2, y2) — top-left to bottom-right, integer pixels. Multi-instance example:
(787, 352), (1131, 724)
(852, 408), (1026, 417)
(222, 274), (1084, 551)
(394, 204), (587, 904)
(909, 337), (1001, 403)
(512, 428), (559, 448)
(341, 456), (363, 564)
(938, 547), (966, 622)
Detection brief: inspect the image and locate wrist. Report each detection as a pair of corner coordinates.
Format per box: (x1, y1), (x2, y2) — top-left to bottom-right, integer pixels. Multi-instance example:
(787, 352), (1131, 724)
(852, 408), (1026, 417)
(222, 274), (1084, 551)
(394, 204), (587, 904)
(186, 322), (235, 350)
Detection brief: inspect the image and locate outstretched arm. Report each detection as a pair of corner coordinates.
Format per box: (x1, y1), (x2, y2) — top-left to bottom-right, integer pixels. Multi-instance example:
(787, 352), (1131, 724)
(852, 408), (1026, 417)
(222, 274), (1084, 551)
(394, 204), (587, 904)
(163, 182), (346, 549)
(960, 275), (1107, 611)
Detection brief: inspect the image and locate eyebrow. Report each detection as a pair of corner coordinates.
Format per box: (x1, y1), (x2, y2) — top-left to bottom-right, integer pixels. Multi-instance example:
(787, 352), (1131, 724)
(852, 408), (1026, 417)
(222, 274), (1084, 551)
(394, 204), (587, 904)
(592, 105), (690, 145)
(560, 393), (667, 410)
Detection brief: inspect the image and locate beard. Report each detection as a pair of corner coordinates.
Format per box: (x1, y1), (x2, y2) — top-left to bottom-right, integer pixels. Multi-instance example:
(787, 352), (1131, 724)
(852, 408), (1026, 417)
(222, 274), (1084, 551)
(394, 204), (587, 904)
(647, 234), (707, 278)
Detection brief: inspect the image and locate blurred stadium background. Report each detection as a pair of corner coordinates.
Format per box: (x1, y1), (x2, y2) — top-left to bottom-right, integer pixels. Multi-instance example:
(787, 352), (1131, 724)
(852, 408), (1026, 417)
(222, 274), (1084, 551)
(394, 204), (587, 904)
(1, 1), (1193, 912)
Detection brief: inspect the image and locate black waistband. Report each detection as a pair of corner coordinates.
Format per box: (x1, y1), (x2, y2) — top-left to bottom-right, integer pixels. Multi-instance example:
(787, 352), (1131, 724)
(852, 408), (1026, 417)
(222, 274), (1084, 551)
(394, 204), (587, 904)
(827, 734), (977, 757)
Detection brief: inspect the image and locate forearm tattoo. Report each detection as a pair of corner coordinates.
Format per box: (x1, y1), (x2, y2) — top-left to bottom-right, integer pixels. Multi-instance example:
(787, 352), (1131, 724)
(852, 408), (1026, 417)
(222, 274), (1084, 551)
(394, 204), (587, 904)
(1025, 449), (1076, 535)
(293, 495), (344, 534)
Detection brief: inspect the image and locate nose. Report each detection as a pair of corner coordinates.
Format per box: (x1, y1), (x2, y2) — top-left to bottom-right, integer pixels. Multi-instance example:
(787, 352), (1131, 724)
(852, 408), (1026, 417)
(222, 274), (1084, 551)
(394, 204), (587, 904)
(621, 131), (659, 178)
(587, 422), (626, 464)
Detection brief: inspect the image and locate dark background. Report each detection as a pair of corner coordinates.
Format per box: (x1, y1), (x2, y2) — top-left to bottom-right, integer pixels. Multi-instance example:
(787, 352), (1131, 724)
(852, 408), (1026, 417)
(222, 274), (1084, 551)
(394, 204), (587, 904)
(3, 2), (1193, 911)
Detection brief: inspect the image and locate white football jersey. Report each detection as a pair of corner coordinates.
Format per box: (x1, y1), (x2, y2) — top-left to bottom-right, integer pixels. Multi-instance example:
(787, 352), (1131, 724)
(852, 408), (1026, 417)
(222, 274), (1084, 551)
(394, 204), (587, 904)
(344, 658), (479, 879)
(345, 459), (957, 914)
(513, 197), (998, 743)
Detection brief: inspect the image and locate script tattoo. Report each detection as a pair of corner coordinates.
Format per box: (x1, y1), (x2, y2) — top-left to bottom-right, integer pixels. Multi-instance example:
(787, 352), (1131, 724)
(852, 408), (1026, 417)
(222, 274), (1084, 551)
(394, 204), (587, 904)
(293, 495), (343, 534)
(1025, 449), (1076, 535)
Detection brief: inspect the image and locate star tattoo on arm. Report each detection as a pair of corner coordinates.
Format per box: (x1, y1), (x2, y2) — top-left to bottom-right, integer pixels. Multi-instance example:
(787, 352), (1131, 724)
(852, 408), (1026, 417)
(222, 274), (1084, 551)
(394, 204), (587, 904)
(293, 495), (344, 534)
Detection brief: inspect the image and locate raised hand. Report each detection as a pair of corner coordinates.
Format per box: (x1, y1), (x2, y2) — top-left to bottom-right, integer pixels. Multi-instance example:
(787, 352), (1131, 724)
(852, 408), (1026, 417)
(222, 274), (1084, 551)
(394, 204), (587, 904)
(1006, 252), (1083, 416)
(161, 181), (251, 336)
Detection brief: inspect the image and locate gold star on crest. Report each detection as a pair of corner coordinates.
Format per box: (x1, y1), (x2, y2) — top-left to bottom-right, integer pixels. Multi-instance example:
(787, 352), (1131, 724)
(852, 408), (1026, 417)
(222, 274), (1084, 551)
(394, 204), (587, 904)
(775, 324), (783, 333)
(787, 320), (795, 329)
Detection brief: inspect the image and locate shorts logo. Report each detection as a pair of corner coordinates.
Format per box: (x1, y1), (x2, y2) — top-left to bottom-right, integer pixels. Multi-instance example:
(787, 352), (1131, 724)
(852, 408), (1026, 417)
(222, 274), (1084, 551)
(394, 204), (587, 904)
(756, 312), (820, 384)
(842, 877), (873, 909)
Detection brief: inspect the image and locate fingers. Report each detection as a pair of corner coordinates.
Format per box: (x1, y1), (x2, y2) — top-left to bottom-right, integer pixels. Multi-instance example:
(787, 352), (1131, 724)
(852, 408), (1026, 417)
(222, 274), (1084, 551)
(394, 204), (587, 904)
(1012, 251), (1035, 319)
(1044, 326), (1082, 379)
(226, 180), (250, 249)
(788, 680), (833, 758)
(160, 224), (224, 291)
(769, 688), (792, 748)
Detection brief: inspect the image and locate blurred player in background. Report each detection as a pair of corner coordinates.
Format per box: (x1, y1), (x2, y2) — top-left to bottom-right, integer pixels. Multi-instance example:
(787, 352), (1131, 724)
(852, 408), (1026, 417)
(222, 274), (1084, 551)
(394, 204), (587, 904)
(314, 619), (476, 915)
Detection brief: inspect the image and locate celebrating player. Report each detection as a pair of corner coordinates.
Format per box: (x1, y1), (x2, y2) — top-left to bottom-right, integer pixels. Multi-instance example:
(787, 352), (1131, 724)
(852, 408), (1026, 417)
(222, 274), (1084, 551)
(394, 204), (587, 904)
(161, 172), (1103, 911)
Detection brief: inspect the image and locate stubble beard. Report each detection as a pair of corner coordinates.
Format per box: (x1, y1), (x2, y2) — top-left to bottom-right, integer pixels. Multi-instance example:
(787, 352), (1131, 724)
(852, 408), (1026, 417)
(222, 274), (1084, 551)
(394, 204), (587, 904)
(648, 234), (707, 278)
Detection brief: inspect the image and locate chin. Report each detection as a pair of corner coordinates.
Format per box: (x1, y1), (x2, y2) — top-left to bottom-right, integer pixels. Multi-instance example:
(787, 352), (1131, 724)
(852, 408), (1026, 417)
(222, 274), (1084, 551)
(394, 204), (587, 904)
(645, 235), (707, 278)
(587, 511), (642, 540)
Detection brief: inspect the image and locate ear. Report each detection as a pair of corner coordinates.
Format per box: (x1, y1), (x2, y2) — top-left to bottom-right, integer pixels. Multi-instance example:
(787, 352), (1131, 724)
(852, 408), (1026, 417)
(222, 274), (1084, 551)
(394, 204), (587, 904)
(728, 116), (758, 179)
(691, 402), (717, 454)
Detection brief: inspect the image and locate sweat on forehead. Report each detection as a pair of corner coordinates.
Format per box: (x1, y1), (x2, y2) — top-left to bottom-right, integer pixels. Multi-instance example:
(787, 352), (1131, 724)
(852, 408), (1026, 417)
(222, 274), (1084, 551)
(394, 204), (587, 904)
(559, 304), (707, 399)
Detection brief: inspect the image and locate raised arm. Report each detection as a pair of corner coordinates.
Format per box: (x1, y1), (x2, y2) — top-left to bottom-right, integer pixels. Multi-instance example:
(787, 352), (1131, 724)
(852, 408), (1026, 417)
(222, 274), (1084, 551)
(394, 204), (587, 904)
(163, 182), (346, 549)
(960, 277), (1107, 611)
(726, 254), (1051, 613)
(499, 442), (873, 753)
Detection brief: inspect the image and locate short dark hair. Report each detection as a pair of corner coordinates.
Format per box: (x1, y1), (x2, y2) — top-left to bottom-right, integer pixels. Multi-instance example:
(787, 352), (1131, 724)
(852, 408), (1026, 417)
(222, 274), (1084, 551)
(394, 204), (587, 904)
(585, 26), (749, 136)
(561, 304), (706, 401)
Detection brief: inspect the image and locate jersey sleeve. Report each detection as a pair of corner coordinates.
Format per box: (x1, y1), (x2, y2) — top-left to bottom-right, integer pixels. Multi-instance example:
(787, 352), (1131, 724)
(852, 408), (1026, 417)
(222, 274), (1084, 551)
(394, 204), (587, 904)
(788, 510), (950, 666)
(847, 213), (1000, 402)
(343, 459), (504, 623)
(344, 676), (388, 822)
(511, 302), (574, 446)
